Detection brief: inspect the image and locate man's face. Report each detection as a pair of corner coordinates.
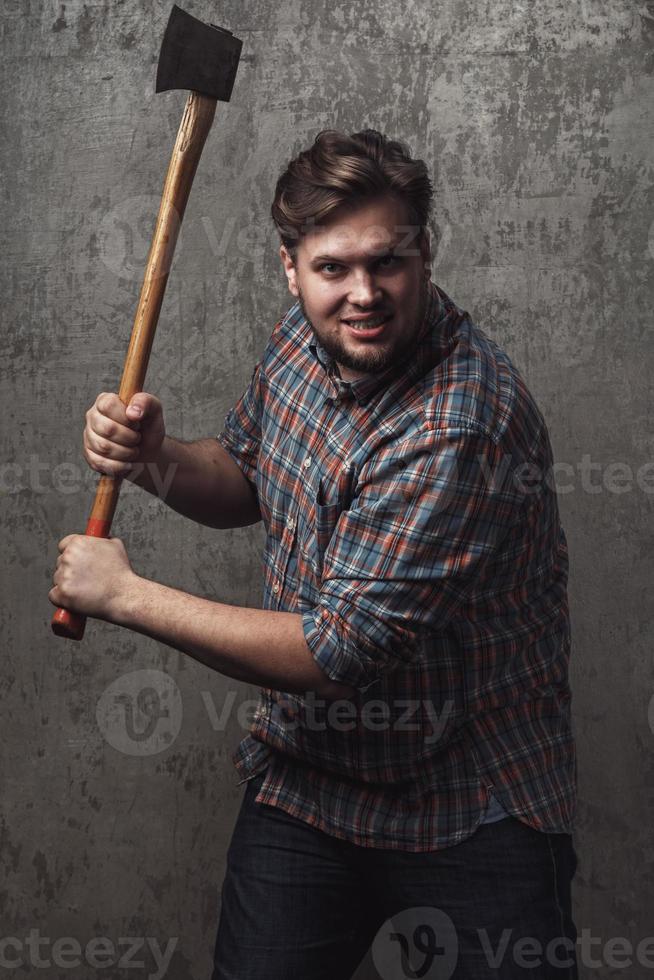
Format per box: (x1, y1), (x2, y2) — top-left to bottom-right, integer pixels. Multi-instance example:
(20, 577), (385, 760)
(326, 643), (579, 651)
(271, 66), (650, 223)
(279, 196), (431, 382)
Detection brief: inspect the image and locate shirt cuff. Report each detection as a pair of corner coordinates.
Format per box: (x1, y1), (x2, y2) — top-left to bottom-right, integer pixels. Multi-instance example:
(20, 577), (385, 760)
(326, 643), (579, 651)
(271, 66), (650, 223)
(301, 605), (385, 694)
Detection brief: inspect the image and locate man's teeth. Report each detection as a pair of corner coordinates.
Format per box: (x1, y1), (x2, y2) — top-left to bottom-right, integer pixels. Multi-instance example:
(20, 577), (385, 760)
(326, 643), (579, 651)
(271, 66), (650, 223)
(344, 316), (388, 330)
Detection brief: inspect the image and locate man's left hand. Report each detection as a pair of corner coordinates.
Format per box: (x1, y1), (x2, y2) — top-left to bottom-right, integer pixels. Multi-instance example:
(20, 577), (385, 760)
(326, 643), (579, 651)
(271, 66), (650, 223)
(49, 535), (136, 622)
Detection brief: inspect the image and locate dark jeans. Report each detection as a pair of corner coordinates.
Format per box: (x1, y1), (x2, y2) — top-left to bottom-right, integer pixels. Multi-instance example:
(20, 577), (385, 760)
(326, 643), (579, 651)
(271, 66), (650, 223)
(212, 771), (578, 980)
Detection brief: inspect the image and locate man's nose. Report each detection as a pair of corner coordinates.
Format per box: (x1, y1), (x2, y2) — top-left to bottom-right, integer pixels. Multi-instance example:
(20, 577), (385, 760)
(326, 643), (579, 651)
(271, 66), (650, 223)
(347, 270), (382, 307)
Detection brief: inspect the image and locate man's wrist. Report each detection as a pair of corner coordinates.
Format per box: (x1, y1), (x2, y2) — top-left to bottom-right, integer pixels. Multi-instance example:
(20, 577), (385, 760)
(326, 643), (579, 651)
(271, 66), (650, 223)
(108, 572), (152, 629)
(127, 436), (179, 500)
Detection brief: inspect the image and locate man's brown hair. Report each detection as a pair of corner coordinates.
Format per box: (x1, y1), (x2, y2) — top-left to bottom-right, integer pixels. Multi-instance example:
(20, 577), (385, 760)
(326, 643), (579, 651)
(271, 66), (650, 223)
(271, 129), (433, 258)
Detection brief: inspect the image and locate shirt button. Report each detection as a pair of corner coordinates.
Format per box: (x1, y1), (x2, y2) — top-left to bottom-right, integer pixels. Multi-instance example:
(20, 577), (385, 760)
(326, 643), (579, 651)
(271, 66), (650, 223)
(303, 456), (311, 469)
(272, 582), (280, 594)
(286, 516), (295, 531)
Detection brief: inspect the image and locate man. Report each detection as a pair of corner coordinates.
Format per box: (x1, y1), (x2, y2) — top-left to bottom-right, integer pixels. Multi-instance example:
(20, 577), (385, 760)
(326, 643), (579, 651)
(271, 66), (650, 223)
(50, 129), (579, 979)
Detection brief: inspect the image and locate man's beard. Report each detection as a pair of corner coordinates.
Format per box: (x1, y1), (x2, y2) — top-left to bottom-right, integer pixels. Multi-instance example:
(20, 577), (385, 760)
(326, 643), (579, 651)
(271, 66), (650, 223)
(297, 283), (428, 378)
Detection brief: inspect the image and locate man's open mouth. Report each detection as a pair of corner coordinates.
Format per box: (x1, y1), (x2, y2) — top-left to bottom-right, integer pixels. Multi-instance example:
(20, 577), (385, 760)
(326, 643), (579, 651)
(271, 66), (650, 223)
(341, 314), (391, 337)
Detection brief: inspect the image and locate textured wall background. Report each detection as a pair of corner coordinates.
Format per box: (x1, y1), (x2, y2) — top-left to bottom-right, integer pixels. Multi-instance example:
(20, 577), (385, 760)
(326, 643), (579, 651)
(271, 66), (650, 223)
(2, 0), (653, 977)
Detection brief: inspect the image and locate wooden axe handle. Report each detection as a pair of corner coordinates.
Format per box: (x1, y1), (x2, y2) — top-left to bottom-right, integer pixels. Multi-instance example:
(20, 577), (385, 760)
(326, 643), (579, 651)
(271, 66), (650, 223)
(52, 91), (218, 640)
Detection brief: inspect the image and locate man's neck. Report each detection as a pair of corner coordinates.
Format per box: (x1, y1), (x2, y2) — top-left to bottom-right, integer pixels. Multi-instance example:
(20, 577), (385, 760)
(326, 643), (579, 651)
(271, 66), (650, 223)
(334, 361), (369, 383)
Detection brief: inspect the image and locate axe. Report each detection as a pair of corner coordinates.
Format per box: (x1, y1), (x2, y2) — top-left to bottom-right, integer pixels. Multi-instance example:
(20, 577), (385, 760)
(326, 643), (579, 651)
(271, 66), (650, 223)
(51, 4), (242, 640)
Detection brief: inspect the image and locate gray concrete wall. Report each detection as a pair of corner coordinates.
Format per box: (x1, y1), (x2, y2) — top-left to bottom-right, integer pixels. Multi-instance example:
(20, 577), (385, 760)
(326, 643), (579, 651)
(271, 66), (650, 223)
(2, 1), (653, 977)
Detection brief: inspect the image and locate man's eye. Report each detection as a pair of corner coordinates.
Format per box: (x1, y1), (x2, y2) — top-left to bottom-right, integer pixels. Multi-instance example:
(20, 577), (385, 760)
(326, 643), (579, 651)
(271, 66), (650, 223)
(378, 254), (400, 268)
(320, 263), (343, 274)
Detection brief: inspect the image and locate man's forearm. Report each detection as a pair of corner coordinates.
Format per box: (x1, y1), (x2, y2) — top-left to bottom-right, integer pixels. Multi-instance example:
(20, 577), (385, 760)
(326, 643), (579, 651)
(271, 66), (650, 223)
(113, 575), (355, 701)
(128, 435), (261, 529)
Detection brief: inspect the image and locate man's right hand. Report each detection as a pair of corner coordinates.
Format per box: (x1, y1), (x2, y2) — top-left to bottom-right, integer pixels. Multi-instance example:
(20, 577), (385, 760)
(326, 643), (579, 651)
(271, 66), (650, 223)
(83, 392), (166, 478)
(82, 390), (260, 527)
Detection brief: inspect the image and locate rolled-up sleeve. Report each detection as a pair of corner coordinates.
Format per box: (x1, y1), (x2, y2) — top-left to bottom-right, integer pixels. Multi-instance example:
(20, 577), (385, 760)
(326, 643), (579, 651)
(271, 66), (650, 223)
(301, 428), (526, 693)
(215, 359), (264, 493)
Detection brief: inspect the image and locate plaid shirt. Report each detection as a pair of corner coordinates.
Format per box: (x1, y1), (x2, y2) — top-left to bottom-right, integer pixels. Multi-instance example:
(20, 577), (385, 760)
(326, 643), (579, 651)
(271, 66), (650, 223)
(216, 280), (576, 851)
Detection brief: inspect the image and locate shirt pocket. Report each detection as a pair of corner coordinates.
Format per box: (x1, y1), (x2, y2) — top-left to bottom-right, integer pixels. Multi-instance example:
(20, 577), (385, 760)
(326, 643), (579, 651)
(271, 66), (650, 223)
(313, 499), (342, 580)
(300, 466), (356, 583)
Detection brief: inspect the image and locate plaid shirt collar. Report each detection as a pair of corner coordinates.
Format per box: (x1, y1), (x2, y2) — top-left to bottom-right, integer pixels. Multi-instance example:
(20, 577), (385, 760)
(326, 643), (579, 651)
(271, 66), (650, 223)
(306, 279), (446, 407)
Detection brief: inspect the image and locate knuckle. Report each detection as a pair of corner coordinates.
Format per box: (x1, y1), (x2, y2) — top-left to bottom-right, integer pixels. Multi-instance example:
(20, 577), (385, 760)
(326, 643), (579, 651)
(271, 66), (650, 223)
(97, 392), (116, 415)
(93, 416), (108, 437)
(90, 453), (109, 474)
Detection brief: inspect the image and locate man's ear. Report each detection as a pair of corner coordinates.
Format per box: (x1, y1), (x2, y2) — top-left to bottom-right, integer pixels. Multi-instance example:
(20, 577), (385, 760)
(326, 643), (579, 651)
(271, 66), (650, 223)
(279, 244), (300, 298)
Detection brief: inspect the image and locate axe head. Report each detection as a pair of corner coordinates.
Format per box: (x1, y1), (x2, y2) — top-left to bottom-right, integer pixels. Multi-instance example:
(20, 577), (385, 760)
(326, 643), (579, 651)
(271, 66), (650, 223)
(156, 4), (242, 101)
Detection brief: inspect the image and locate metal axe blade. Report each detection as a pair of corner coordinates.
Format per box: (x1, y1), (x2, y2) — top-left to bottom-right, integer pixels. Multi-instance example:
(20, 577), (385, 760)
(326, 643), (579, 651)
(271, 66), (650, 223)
(156, 4), (242, 101)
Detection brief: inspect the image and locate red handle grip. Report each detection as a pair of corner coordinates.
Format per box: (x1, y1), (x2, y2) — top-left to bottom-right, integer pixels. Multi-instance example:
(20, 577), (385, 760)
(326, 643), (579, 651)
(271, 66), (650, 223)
(51, 607), (87, 641)
(50, 516), (113, 641)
